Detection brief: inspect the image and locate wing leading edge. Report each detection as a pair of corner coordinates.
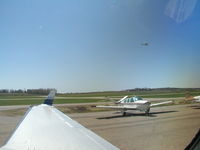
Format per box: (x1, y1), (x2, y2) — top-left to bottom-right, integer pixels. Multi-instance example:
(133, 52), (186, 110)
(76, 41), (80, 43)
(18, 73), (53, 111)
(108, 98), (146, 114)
(0, 99), (120, 150)
(96, 100), (173, 110)
(96, 105), (138, 110)
(150, 101), (172, 107)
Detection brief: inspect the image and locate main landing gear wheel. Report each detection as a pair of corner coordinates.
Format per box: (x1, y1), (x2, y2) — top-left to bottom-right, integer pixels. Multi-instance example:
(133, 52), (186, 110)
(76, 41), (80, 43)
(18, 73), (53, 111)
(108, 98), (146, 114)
(145, 108), (150, 116)
(122, 112), (126, 116)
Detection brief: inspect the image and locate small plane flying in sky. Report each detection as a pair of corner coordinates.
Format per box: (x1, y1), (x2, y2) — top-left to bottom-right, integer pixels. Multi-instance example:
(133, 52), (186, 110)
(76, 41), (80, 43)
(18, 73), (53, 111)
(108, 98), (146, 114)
(96, 96), (172, 116)
(141, 42), (149, 46)
(0, 91), (120, 150)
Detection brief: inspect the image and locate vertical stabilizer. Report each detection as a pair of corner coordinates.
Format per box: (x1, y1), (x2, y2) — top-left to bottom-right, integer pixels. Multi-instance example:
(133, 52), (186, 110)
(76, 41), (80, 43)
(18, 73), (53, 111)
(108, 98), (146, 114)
(43, 90), (56, 105)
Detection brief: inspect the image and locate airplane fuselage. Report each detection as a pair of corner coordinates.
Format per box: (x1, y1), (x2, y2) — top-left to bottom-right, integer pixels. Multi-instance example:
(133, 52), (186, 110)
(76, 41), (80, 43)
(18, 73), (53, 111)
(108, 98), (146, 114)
(119, 100), (151, 115)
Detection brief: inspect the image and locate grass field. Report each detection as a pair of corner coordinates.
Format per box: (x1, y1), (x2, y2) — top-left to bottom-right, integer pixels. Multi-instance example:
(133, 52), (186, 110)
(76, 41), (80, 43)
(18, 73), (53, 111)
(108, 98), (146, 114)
(58, 89), (200, 97)
(0, 99), (108, 106)
(0, 89), (200, 106)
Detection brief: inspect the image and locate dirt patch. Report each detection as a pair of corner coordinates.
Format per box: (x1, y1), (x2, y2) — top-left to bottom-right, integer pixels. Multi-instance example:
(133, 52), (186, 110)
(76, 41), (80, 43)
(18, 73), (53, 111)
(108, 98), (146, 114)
(57, 105), (111, 114)
(0, 108), (27, 117)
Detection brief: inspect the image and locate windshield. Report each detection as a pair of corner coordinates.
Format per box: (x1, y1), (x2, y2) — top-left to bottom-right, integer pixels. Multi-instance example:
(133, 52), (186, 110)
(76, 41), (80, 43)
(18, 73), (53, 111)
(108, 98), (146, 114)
(124, 96), (143, 103)
(0, 0), (199, 150)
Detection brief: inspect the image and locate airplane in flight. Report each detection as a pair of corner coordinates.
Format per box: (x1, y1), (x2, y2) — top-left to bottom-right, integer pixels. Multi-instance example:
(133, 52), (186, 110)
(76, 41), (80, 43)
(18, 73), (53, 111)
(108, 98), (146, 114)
(141, 42), (149, 46)
(0, 91), (120, 150)
(96, 96), (172, 116)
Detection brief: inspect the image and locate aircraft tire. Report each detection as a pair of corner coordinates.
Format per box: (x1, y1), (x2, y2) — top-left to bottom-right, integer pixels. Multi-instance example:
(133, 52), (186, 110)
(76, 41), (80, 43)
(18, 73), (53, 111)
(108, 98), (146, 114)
(122, 112), (126, 116)
(145, 108), (150, 116)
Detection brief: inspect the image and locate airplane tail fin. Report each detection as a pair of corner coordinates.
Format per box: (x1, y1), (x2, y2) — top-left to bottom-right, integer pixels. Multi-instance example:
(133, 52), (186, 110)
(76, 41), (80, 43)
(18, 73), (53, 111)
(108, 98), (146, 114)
(116, 96), (128, 104)
(43, 90), (56, 106)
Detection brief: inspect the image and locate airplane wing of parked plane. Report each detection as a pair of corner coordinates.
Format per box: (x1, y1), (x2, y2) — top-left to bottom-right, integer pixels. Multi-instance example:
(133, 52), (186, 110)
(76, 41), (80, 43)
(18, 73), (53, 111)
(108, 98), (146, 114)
(150, 101), (172, 107)
(97, 101), (172, 110)
(96, 105), (129, 109)
(0, 91), (120, 150)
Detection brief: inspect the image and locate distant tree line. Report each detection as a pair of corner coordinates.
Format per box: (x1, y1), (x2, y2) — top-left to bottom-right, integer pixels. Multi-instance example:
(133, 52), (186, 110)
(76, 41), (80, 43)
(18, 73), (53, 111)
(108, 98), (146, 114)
(125, 87), (200, 92)
(26, 89), (56, 95)
(0, 88), (56, 95)
(125, 88), (153, 92)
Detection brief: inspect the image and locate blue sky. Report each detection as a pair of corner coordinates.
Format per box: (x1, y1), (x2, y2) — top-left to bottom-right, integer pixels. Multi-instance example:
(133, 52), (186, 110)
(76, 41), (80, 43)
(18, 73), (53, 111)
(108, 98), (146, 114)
(0, 0), (200, 93)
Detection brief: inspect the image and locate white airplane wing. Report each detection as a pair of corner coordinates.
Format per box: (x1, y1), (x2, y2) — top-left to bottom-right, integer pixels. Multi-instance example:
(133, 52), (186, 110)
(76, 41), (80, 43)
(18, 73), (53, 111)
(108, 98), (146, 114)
(97, 101), (173, 110)
(96, 105), (137, 110)
(117, 96), (128, 103)
(0, 91), (120, 150)
(150, 101), (172, 107)
(96, 105), (125, 109)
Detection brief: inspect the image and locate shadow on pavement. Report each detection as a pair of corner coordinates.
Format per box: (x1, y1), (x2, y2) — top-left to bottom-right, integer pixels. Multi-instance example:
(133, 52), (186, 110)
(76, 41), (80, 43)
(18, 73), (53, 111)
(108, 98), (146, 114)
(97, 110), (177, 119)
(187, 105), (200, 109)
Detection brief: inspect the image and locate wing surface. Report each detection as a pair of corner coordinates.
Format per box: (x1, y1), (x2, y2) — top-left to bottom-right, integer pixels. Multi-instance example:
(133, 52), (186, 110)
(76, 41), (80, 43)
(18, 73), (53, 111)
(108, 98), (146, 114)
(96, 105), (137, 110)
(117, 96), (128, 103)
(0, 104), (120, 150)
(150, 101), (172, 107)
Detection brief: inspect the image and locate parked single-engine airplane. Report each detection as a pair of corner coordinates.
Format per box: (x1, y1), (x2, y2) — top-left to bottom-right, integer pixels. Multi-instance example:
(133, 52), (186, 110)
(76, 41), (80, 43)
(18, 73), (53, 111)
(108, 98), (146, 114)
(186, 95), (200, 102)
(193, 96), (200, 102)
(96, 96), (172, 116)
(0, 91), (120, 150)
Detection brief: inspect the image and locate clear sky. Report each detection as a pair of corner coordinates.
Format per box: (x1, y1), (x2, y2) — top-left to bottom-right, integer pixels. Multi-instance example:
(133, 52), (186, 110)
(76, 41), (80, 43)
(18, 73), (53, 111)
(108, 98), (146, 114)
(0, 0), (200, 93)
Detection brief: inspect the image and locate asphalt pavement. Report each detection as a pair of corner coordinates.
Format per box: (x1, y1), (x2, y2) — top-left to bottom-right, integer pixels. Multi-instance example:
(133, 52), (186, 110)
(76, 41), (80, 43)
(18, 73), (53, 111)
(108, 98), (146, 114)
(0, 103), (200, 150)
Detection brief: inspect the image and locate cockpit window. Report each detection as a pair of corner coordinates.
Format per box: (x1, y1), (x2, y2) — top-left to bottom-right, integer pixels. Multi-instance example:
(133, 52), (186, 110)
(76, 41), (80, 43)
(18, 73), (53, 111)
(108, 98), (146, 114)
(124, 96), (143, 103)
(135, 96), (143, 100)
